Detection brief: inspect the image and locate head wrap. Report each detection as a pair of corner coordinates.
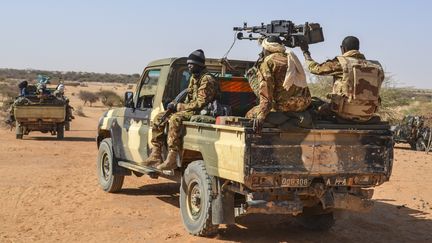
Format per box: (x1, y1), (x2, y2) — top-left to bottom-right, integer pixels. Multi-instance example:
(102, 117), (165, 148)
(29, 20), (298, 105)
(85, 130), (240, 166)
(57, 84), (65, 93)
(262, 38), (286, 53)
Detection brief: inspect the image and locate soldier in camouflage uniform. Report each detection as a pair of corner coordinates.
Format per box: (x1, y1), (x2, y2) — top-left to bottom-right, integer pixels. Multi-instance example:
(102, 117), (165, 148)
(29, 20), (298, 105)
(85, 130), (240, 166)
(54, 84), (75, 121)
(246, 36), (311, 130)
(300, 36), (385, 122)
(143, 49), (218, 170)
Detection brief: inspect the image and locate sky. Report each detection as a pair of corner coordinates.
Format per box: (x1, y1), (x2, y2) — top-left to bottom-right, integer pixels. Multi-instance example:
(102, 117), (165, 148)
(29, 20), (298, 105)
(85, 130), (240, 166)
(0, 0), (431, 88)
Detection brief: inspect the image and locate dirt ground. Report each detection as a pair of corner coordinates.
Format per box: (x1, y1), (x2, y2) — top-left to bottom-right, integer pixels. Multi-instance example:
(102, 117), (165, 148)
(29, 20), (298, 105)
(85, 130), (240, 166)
(0, 84), (431, 242)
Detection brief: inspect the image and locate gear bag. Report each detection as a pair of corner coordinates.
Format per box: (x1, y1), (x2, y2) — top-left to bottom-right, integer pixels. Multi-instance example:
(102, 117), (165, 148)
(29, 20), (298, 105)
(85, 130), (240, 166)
(331, 56), (384, 121)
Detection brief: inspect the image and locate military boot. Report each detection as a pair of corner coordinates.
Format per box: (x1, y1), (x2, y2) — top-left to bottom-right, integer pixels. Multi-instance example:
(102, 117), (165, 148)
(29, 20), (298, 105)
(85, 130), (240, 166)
(156, 150), (178, 170)
(141, 147), (163, 166)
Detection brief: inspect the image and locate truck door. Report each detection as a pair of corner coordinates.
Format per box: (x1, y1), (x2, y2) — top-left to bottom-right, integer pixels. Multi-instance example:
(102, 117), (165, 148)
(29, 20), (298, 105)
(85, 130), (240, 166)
(120, 69), (160, 163)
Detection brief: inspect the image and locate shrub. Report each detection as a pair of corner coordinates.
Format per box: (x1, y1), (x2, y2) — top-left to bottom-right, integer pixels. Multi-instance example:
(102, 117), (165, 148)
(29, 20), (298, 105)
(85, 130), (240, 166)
(97, 90), (123, 107)
(78, 90), (99, 106)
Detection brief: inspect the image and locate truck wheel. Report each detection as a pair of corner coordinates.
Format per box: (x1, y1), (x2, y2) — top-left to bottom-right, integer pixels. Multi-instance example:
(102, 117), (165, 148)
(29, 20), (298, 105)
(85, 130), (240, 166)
(15, 123), (23, 139)
(56, 124), (64, 140)
(97, 138), (124, 192)
(415, 137), (426, 151)
(180, 160), (218, 236)
(297, 212), (335, 231)
(65, 122), (70, 131)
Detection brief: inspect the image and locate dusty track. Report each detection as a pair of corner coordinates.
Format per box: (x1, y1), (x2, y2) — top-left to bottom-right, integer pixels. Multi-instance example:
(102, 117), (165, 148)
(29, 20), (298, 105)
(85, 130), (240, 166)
(0, 84), (431, 242)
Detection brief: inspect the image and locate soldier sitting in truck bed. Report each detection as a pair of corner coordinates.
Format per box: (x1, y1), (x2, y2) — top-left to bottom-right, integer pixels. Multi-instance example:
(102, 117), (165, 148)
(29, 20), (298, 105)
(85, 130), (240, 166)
(245, 36), (311, 132)
(300, 36), (385, 123)
(143, 49), (218, 170)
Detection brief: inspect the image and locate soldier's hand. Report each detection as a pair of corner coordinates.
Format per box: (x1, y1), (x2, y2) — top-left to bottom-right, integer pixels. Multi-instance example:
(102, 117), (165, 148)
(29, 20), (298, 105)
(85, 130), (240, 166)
(299, 41), (309, 53)
(253, 118), (264, 133)
(176, 103), (186, 112)
(167, 102), (177, 112)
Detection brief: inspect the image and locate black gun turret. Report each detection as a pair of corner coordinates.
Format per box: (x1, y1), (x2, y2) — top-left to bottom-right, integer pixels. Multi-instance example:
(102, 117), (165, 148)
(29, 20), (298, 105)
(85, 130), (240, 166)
(233, 20), (324, 47)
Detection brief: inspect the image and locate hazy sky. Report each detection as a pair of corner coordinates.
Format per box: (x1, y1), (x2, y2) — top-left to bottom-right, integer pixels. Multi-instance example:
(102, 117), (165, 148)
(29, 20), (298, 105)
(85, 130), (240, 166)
(0, 0), (430, 88)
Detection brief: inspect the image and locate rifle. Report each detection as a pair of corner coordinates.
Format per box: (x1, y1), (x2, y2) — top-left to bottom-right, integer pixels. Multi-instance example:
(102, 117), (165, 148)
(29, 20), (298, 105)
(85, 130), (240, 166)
(158, 88), (189, 126)
(233, 20), (324, 48)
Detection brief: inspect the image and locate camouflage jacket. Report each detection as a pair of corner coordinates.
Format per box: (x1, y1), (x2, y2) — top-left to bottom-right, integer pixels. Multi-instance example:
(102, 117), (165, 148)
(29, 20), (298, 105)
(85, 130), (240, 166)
(306, 50), (366, 94)
(182, 69), (218, 113)
(255, 52), (311, 120)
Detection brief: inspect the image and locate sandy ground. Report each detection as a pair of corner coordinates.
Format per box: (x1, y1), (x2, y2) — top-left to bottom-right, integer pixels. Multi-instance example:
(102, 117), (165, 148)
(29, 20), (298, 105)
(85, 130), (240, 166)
(0, 83), (431, 242)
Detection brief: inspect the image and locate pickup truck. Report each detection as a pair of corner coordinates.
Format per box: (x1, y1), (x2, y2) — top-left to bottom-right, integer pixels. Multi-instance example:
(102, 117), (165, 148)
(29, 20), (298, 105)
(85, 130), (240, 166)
(96, 57), (394, 236)
(14, 95), (66, 139)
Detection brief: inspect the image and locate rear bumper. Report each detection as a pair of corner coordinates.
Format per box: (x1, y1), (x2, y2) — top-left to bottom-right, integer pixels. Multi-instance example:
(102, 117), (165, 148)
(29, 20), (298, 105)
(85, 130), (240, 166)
(244, 173), (390, 190)
(244, 190), (374, 216)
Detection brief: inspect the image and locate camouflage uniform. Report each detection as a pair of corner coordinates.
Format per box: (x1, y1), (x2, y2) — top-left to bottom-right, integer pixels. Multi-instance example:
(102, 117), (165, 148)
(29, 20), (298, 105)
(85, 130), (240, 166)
(306, 50), (384, 121)
(306, 50), (366, 93)
(246, 52), (311, 120)
(151, 69), (217, 152)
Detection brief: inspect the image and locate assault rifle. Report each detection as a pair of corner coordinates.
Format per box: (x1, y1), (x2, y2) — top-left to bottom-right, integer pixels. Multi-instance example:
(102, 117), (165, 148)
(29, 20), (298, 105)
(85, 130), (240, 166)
(233, 20), (324, 47)
(158, 89), (188, 126)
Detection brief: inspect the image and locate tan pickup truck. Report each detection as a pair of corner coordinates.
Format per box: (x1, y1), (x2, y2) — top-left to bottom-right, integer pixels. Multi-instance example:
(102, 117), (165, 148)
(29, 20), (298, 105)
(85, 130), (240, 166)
(14, 96), (66, 139)
(96, 57), (394, 236)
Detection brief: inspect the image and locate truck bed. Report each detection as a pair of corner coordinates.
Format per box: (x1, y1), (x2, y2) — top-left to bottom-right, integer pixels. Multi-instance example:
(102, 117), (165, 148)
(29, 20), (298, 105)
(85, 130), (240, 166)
(182, 121), (393, 190)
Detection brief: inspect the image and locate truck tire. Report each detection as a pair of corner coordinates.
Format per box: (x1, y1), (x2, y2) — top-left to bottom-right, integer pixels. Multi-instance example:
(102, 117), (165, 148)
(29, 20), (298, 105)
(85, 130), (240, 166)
(297, 212), (335, 231)
(415, 137), (426, 151)
(97, 138), (124, 192)
(15, 123), (23, 139)
(56, 124), (64, 140)
(180, 160), (218, 236)
(65, 122), (70, 131)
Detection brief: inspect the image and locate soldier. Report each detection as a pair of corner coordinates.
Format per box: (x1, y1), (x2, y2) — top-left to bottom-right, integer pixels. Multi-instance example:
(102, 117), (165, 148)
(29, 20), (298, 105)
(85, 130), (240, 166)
(300, 36), (385, 122)
(54, 84), (75, 120)
(246, 36), (311, 131)
(143, 49), (218, 170)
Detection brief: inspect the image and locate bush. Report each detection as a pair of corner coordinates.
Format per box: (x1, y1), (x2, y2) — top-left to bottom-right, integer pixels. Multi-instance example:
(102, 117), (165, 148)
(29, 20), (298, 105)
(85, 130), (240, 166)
(78, 90), (99, 106)
(308, 75), (332, 100)
(97, 90), (123, 107)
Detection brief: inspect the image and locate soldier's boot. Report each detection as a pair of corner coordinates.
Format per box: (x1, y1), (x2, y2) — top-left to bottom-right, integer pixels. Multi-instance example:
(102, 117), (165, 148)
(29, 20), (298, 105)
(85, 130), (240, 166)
(140, 147), (163, 167)
(156, 150), (178, 170)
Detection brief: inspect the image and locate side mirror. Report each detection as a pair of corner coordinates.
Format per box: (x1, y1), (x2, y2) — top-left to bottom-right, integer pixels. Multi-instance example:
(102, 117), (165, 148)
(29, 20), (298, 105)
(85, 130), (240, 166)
(124, 91), (134, 108)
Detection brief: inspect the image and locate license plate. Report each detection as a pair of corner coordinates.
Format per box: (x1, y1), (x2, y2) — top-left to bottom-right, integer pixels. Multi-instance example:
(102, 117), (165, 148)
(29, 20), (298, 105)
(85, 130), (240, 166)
(281, 178), (309, 187)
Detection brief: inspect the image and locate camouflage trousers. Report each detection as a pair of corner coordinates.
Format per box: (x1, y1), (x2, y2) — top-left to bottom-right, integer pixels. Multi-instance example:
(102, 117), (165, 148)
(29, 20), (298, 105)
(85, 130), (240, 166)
(245, 96), (312, 119)
(151, 111), (194, 152)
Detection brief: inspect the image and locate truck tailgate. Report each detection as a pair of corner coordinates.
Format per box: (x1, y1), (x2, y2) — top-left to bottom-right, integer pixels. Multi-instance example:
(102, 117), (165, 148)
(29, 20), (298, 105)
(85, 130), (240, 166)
(15, 105), (66, 121)
(247, 128), (393, 188)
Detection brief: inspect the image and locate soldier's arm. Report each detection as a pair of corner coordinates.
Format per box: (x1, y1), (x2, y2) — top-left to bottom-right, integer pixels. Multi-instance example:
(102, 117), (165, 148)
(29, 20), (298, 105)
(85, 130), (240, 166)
(301, 48), (342, 76)
(306, 57), (342, 76)
(256, 60), (275, 120)
(181, 75), (217, 112)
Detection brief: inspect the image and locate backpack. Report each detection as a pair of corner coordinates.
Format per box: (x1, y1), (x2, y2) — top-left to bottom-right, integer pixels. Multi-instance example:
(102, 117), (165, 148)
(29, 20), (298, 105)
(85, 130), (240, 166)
(331, 56), (384, 121)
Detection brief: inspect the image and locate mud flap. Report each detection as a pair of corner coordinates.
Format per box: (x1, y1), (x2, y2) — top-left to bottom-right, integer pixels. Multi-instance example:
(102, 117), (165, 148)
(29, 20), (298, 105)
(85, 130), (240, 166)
(332, 192), (374, 213)
(212, 190), (235, 225)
